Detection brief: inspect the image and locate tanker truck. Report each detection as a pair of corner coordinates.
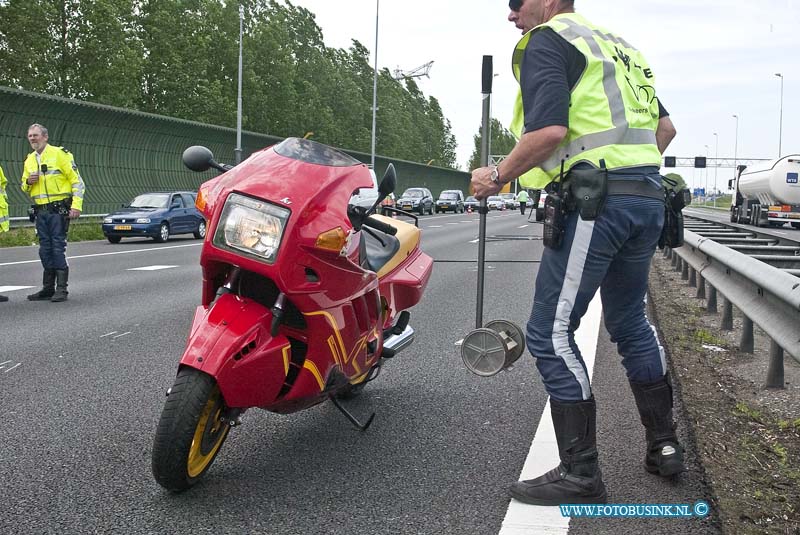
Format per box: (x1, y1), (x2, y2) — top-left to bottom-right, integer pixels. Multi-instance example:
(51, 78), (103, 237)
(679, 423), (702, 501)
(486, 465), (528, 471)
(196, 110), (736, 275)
(729, 155), (800, 228)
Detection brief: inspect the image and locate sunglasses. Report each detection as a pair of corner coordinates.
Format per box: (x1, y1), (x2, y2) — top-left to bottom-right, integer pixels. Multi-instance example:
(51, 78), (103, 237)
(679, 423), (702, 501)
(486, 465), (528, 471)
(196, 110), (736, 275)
(509, 0), (523, 10)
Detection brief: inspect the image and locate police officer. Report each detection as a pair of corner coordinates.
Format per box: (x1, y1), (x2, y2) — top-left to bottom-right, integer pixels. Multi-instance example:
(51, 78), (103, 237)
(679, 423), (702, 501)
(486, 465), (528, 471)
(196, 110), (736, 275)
(471, 0), (681, 505)
(0, 163), (9, 302)
(21, 124), (85, 303)
(516, 189), (529, 215)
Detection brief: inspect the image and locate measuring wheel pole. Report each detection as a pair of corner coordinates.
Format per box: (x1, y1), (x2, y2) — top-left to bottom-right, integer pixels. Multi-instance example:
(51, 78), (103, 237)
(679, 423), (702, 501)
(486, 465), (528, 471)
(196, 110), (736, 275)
(475, 55), (493, 330)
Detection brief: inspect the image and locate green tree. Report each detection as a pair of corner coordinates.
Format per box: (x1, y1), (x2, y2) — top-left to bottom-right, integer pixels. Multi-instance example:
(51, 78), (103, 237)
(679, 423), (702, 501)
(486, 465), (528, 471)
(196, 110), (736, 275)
(467, 118), (517, 171)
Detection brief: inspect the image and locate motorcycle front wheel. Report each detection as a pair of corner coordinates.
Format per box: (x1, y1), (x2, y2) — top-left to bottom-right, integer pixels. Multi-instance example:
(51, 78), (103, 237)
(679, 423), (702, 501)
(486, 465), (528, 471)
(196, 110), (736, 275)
(152, 367), (231, 492)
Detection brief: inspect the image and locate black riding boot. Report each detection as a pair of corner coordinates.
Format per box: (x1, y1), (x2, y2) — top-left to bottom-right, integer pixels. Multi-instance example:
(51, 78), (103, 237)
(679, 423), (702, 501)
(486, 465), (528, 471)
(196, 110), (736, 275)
(509, 398), (607, 505)
(27, 269), (56, 301)
(51, 268), (69, 302)
(629, 375), (685, 477)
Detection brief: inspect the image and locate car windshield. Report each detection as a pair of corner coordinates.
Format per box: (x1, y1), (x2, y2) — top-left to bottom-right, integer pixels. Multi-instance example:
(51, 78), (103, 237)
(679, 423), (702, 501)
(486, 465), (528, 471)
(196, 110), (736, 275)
(130, 193), (170, 208)
(488, 196), (502, 202)
(273, 137), (361, 167)
(440, 192), (458, 200)
(466, 196), (477, 202)
(403, 190), (424, 198)
(500, 193), (514, 199)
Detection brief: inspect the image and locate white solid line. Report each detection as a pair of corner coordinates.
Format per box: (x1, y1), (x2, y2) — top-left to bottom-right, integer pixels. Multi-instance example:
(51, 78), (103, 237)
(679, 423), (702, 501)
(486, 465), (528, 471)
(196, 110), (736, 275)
(0, 361), (11, 366)
(100, 332), (118, 338)
(0, 243), (202, 267)
(113, 332), (132, 339)
(499, 292), (603, 535)
(4, 363), (21, 373)
(0, 286), (35, 292)
(127, 265), (179, 271)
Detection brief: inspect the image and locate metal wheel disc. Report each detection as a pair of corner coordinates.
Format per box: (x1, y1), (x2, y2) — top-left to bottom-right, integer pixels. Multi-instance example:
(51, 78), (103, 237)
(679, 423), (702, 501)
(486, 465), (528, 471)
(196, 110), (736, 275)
(461, 328), (510, 377)
(485, 319), (525, 366)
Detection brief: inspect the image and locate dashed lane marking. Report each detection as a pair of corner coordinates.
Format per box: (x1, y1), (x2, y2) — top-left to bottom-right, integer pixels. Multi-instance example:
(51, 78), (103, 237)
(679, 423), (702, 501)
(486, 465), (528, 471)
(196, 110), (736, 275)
(0, 243), (201, 267)
(0, 286), (35, 293)
(127, 265), (179, 271)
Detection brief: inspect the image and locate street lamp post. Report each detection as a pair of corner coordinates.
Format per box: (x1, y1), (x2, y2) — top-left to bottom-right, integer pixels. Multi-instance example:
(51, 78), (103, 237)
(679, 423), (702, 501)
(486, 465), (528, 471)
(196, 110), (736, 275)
(704, 144), (709, 204)
(775, 73), (783, 159)
(370, 0), (380, 169)
(235, 4), (244, 165)
(713, 132), (718, 208)
(732, 114), (739, 190)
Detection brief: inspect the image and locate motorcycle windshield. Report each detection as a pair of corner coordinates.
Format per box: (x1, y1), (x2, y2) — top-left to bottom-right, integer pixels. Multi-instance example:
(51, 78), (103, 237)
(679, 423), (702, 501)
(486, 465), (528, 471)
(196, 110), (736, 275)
(273, 137), (361, 168)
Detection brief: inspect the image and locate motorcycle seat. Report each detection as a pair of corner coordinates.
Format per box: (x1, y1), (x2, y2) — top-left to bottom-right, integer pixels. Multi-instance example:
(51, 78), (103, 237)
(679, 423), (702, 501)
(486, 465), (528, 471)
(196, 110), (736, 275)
(363, 227), (400, 274)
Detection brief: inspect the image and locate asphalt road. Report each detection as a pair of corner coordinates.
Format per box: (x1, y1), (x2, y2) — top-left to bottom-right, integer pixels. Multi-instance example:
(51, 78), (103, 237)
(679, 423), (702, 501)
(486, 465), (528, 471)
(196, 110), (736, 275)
(0, 211), (715, 534)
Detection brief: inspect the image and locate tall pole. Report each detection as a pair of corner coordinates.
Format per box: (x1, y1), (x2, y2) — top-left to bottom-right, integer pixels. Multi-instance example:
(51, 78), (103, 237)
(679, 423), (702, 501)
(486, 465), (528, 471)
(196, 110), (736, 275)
(775, 73), (783, 159)
(704, 144), (709, 204)
(732, 114), (739, 185)
(713, 132), (718, 208)
(235, 4), (244, 164)
(370, 0), (380, 169)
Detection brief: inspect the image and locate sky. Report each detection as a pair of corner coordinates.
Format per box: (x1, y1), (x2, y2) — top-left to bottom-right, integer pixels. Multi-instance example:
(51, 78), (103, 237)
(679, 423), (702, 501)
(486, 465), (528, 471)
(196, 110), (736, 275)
(289, 0), (799, 192)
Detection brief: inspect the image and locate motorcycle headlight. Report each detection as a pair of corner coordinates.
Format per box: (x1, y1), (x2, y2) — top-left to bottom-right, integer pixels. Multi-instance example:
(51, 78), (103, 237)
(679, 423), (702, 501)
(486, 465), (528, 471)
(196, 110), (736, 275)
(213, 193), (290, 264)
(135, 218), (151, 224)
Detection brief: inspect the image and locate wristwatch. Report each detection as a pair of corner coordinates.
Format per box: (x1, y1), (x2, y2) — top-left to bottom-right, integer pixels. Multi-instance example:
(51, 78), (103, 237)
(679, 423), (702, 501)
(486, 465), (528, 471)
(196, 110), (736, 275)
(490, 166), (502, 185)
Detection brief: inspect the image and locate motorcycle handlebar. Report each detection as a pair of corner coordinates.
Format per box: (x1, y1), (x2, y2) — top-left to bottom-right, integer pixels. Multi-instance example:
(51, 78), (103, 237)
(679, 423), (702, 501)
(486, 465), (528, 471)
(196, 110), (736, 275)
(363, 216), (397, 236)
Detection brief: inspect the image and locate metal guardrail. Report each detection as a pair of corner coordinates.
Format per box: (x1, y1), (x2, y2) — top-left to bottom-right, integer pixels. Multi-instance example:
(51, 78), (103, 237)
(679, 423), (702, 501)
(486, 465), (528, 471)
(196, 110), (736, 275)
(665, 229), (800, 388)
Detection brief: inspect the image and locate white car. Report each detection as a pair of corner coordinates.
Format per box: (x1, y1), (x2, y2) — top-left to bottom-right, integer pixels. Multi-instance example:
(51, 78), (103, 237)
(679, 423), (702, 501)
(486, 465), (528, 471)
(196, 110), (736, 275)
(487, 196), (505, 210)
(349, 169), (379, 210)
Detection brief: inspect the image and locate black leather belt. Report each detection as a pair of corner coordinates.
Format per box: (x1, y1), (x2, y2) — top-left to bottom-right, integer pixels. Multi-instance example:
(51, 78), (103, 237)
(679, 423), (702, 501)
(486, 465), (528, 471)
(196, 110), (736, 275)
(607, 179), (664, 200)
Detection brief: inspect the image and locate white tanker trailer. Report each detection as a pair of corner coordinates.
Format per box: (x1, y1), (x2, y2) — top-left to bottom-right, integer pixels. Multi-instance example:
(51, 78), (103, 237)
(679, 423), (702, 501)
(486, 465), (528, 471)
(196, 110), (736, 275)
(729, 155), (800, 228)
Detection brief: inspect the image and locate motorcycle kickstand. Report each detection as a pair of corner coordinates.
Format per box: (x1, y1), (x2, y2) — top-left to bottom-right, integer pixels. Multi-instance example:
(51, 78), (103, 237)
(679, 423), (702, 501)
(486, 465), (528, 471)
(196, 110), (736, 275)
(328, 394), (375, 432)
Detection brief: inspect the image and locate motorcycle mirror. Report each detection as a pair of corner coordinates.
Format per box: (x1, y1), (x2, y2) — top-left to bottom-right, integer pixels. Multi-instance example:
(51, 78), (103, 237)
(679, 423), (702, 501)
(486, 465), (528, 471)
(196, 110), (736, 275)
(183, 146), (230, 173)
(379, 164), (397, 197)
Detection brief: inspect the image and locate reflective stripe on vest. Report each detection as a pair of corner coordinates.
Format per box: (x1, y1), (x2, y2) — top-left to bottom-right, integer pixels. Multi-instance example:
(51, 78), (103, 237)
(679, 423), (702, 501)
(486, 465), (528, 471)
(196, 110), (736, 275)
(510, 13), (662, 188)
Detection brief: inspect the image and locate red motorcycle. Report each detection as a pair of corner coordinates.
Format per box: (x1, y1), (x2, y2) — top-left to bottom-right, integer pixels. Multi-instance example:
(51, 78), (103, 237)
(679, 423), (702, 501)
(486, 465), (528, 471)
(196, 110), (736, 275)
(151, 138), (433, 492)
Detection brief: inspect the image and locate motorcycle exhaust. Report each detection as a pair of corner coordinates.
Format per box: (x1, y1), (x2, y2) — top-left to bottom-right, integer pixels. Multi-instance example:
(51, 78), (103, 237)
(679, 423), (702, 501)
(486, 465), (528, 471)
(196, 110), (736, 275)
(381, 325), (415, 358)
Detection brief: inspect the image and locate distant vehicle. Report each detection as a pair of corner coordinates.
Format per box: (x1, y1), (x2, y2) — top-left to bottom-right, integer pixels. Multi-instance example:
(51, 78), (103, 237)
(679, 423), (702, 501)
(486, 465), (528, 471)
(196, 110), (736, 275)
(729, 155), (800, 228)
(499, 192), (518, 210)
(102, 191), (206, 243)
(435, 190), (464, 213)
(380, 192), (396, 215)
(397, 187), (434, 215)
(464, 196), (480, 212)
(535, 192), (548, 222)
(487, 196), (505, 210)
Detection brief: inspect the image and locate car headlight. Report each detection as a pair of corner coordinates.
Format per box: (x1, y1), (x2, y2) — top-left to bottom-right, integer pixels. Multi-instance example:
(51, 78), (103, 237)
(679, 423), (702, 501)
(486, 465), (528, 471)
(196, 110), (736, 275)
(213, 193), (290, 264)
(135, 218), (151, 224)
(103, 217), (112, 223)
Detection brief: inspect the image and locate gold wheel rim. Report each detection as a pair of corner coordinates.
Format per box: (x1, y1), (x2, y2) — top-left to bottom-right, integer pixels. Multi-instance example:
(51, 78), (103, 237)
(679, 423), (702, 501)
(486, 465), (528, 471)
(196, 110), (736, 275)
(187, 387), (229, 478)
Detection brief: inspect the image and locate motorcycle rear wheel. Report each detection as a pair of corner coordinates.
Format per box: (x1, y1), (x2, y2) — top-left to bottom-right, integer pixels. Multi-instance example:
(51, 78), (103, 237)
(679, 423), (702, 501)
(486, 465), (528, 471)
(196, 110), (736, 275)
(152, 367), (230, 492)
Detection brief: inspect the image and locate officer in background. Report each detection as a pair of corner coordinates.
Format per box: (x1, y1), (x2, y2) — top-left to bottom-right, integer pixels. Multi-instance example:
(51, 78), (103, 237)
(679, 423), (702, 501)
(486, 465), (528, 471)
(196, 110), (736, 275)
(516, 188), (529, 215)
(471, 0), (680, 505)
(0, 163), (9, 302)
(21, 124), (85, 303)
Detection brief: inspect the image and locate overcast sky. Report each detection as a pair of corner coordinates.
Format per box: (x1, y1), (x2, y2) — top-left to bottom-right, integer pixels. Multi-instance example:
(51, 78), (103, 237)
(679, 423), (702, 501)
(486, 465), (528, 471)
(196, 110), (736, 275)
(289, 0), (799, 191)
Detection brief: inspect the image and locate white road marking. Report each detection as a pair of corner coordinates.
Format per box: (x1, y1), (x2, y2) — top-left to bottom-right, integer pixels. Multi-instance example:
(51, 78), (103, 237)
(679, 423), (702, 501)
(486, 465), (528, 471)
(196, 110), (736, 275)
(0, 361), (11, 367)
(469, 239), (479, 243)
(517, 225), (529, 229)
(4, 363), (21, 373)
(0, 286), (34, 293)
(127, 265), (179, 271)
(113, 332), (132, 339)
(427, 225), (443, 228)
(100, 332), (118, 338)
(0, 243), (202, 267)
(499, 292), (603, 535)
(447, 223), (460, 225)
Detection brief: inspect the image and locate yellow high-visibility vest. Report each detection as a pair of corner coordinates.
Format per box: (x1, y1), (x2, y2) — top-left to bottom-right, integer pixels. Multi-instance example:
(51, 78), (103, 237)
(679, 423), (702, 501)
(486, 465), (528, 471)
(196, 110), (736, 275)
(510, 12), (663, 189)
(21, 144), (85, 211)
(0, 165), (9, 232)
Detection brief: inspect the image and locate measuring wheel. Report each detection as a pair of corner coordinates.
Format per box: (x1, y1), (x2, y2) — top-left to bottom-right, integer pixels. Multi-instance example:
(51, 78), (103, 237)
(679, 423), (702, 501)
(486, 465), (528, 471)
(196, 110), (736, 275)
(485, 319), (525, 367)
(461, 328), (511, 377)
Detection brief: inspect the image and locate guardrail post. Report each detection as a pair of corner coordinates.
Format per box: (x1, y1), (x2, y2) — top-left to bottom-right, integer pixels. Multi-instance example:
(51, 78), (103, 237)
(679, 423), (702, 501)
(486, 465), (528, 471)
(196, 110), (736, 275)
(688, 267), (697, 287)
(666, 248), (672, 260)
(721, 298), (733, 331)
(766, 339), (785, 389)
(696, 273), (706, 299)
(740, 316), (754, 353)
(681, 261), (689, 280)
(675, 256), (683, 273)
(671, 252), (678, 267)
(707, 285), (718, 313)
